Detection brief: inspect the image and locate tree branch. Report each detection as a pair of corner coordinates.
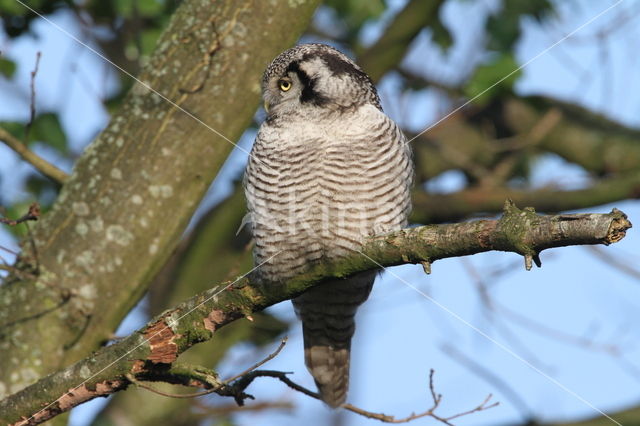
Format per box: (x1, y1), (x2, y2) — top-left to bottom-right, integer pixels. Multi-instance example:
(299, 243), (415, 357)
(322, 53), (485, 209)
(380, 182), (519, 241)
(411, 172), (640, 224)
(129, 364), (498, 425)
(0, 202), (631, 425)
(125, 337), (288, 400)
(0, 127), (68, 184)
(505, 96), (640, 175)
(357, 0), (447, 82)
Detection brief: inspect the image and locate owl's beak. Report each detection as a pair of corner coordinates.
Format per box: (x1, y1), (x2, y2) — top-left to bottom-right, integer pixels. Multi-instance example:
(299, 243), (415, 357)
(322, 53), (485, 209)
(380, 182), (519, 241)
(263, 101), (270, 113)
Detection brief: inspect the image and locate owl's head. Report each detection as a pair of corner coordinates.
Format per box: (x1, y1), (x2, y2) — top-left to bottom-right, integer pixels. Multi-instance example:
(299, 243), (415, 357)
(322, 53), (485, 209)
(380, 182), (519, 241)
(262, 43), (381, 116)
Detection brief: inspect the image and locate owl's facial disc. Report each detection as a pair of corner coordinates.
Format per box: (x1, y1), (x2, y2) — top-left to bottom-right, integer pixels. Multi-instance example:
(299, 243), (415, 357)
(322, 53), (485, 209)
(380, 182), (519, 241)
(264, 70), (306, 114)
(262, 43), (382, 115)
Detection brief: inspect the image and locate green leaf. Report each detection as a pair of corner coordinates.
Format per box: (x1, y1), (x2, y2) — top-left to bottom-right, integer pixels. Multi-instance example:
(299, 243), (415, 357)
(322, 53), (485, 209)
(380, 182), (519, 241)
(0, 0), (47, 16)
(0, 0), (48, 37)
(0, 57), (17, 78)
(114, 0), (165, 18)
(463, 53), (520, 105)
(114, 0), (133, 18)
(0, 202), (33, 238)
(486, 0), (554, 52)
(0, 0), (27, 15)
(29, 113), (68, 153)
(140, 27), (163, 56)
(326, 0), (385, 30)
(431, 19), (453, 52)
(137, 0), (164, 17)
(0, 114), (69, 153)
(0, 121), (24, 140)
(25, 173), (60, 204)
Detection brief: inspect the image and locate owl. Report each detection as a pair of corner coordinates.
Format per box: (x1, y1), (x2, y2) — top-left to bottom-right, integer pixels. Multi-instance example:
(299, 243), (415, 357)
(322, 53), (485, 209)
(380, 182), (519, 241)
(244, 43), (413, 407)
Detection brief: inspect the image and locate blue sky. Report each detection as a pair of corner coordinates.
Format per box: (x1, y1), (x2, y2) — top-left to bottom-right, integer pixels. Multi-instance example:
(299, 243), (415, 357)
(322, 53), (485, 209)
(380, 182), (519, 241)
(1, 1), (639, 425)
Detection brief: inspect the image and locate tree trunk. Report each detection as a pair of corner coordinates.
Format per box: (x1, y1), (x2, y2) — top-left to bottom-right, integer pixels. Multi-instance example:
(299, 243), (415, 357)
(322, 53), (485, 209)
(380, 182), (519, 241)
(0, 0), (320, 400)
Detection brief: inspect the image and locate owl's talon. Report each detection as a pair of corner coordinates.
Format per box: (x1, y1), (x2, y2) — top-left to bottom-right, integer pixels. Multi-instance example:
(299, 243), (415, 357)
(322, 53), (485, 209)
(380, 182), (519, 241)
(420, 260), (431, 275)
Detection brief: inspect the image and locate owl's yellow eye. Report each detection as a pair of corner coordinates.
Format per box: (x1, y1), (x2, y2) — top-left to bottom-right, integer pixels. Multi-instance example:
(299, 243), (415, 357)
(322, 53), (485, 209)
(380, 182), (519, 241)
(279, 80), (292, 91)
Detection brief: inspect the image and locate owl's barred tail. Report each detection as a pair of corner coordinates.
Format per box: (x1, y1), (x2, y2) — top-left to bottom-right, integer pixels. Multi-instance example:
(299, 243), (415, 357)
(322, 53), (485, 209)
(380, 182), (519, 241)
(293, 271), (375, 408)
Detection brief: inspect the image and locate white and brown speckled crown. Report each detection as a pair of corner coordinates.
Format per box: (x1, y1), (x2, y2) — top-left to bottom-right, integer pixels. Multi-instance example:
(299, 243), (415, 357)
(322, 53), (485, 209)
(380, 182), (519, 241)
(262, 43), (382, 110)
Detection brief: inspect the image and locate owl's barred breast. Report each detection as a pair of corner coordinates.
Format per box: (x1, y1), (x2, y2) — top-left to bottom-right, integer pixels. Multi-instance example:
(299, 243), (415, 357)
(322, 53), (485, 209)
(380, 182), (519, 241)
(245, 103), (412, 282)
(245, 42), (414, 407)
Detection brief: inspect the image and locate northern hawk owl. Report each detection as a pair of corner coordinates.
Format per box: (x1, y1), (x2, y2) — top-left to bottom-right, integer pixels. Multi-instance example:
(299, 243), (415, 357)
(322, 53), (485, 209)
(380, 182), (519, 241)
(244, 43), (413, 407)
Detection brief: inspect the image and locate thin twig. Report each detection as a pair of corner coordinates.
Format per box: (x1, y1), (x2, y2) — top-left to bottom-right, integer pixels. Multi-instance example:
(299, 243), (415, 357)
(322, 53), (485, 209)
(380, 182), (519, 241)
(0, 257), (38, 281)
(128, 348), (497, 424)
(25, 51), (41, 141)
(444, 393), (499, 422)
(194, 400), (294, 417)
(0, 244), (19, 256)
(342, 369), (497, 424)
(246, 370), (319, 399)
(0, 203), (40, 226)
(233, 368), (498, 425)
(221, 336), (288, 384)
(125, 373), (200, 399)
(0, 47), (68, 184)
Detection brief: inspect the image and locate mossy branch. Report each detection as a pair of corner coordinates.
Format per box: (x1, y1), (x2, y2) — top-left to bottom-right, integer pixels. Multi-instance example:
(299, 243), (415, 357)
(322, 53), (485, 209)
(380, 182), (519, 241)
(0, 202), (631, 425)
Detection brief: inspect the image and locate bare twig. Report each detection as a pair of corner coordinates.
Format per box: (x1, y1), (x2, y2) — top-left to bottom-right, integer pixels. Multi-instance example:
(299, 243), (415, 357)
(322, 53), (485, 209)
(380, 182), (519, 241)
(0, 244), (19, 256)
(228, 369), (319, 402)
(25, 51), (41, 141)
(0, 50), (68, 184)
(0, 203), (40, 226)
(0, 257), (37, 281)
(221, 336), (288, 385)
(229, 368), (497, 425)
(131, 361), (498, 425)
(194, 400), (294, 417)
(126, 373), (203, 399)
(343, 369), (498, 424)
(443, 393), (497, 422)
